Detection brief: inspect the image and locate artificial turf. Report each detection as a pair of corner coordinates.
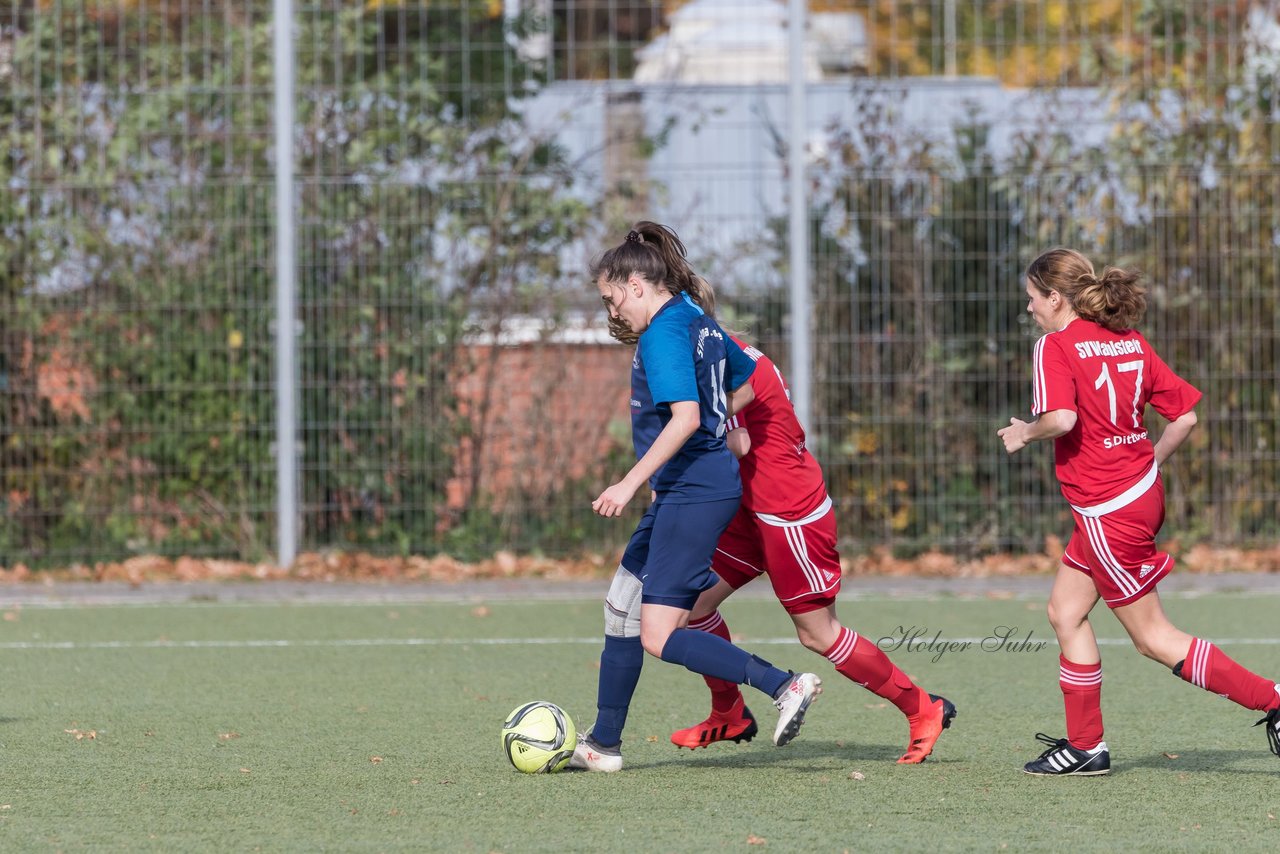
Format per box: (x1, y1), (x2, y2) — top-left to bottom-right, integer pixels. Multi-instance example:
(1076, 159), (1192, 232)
(0, 590), (1277, 851)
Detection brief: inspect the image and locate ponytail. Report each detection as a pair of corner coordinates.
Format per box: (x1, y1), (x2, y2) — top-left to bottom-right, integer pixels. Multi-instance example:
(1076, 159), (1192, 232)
(1074, 267), (1146, 332)
(631, 221), (718, 315)
(589, 221), (717, 343)
(1026, 248), (1147, 332)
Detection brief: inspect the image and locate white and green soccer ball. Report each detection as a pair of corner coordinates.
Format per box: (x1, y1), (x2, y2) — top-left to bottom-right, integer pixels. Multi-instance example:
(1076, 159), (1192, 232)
(501, 701), (577, 774)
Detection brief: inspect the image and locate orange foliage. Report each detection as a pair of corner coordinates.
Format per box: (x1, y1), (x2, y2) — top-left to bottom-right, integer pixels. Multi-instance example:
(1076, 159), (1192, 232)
(29, 316), (96, 423)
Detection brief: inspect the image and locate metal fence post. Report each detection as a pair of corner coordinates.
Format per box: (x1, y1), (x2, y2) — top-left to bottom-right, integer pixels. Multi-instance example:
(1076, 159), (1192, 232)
(788, 0), (812, 435)
(273, 0), (298, 568)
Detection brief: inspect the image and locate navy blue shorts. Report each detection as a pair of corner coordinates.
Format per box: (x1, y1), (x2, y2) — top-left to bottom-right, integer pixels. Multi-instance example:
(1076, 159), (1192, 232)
(621, 496), (740, 610)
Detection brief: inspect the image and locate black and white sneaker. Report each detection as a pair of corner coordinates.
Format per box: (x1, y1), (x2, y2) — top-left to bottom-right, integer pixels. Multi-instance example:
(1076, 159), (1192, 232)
(1022, 733), (1110, 776)
(1255, 705), (1280, 758)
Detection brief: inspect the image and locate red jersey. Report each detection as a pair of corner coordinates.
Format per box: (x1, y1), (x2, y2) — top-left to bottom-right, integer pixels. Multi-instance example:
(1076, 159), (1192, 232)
(1032, 317), (1201, 510)
(727, 340), (827, 517)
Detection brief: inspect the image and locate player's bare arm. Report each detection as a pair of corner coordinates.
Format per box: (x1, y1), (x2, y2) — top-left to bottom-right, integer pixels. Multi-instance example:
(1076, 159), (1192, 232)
(592, 399), (699, 517)
(726, 381), (755, 416)
(725, 427), (750, 459)
(998, 409), (1077, 454)
(1153, 409), (1198, 466)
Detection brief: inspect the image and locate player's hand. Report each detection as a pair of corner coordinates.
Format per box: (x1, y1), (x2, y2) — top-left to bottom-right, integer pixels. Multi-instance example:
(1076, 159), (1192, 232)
(998, 417), (1029, 454)
(592, 481), (639, 517)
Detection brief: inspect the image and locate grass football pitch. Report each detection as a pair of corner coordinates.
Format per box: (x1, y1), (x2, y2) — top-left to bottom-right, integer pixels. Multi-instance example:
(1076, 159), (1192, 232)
(1, 586), (1278, 851)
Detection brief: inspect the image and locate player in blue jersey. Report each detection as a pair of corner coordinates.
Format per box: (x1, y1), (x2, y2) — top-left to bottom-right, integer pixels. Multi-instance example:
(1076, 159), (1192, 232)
(569, 221), (823, 772)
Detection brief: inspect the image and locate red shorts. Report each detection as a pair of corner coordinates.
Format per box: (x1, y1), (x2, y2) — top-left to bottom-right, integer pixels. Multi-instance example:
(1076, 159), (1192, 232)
(711, 496), (841, 615)
(1062, 474), (1172, 608)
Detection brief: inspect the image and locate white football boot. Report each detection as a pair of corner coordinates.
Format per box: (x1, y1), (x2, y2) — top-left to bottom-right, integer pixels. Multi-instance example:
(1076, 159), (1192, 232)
(567, 730), (623, 772)
(773, 672), (822, 746)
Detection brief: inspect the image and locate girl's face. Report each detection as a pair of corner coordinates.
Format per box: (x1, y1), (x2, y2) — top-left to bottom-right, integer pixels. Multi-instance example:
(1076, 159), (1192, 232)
(1025, 279), (1067, 333)
(597, 273), (652, 336)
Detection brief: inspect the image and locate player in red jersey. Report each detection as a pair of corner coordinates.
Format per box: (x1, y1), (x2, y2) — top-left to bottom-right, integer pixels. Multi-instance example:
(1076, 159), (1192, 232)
(670, 338), (957, 764)
(999, 248), (1280, 775)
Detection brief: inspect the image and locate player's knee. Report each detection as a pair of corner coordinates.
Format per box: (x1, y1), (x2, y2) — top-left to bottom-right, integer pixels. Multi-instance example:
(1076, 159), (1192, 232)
(795, 629), (828, 655)
(640, 624), (670, 658)
(1128, 632), (1159, 661)
(792, 621), (832, 653)
(1126, 629), (1166, 663)
(1046, 599), (1085, 634)
(603, 566), (642, 639)
(788, 600), (839, 652)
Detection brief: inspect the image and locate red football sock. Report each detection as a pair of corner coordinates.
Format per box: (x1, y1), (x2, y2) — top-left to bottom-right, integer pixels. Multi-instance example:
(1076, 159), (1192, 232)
(1179, 638), (1280, 712)
(688, 611), (744, 713)
(824, 627), (921, 716)
(1059, 655), (1104, 750)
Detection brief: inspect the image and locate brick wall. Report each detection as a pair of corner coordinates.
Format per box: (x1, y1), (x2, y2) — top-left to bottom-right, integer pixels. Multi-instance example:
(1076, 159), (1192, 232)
(446, 341), (633, 511)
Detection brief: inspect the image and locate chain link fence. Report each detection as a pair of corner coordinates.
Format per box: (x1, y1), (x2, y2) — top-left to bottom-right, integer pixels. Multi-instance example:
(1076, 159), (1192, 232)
(3, 1), (1278, 567)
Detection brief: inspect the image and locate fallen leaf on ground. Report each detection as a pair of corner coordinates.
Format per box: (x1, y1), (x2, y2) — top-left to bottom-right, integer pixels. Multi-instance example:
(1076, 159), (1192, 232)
(8, 544), (1280, 584)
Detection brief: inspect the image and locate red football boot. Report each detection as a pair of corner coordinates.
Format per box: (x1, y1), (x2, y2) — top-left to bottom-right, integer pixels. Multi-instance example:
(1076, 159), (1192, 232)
(670, 697), (759, 749)
(897, 691), (957, 764)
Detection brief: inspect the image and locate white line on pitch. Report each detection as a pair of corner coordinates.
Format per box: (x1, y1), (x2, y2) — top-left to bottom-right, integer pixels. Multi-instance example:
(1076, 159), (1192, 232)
(1, 636), (1280, 651)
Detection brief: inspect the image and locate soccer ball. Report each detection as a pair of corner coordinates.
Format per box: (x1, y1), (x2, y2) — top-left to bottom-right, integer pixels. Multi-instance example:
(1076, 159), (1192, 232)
(501, 701), (577, 774)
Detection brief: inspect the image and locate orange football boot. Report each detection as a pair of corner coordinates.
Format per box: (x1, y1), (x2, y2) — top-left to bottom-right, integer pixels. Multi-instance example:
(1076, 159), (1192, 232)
(671, 697), (759, 749)
(897, 691), (957, 764)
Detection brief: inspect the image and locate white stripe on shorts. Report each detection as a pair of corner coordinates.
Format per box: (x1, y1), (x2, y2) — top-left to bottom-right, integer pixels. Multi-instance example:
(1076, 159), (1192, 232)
(783, 523), (824, 593)
(1082, 516), (1140, 599)
(713, 547), (764, 577)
